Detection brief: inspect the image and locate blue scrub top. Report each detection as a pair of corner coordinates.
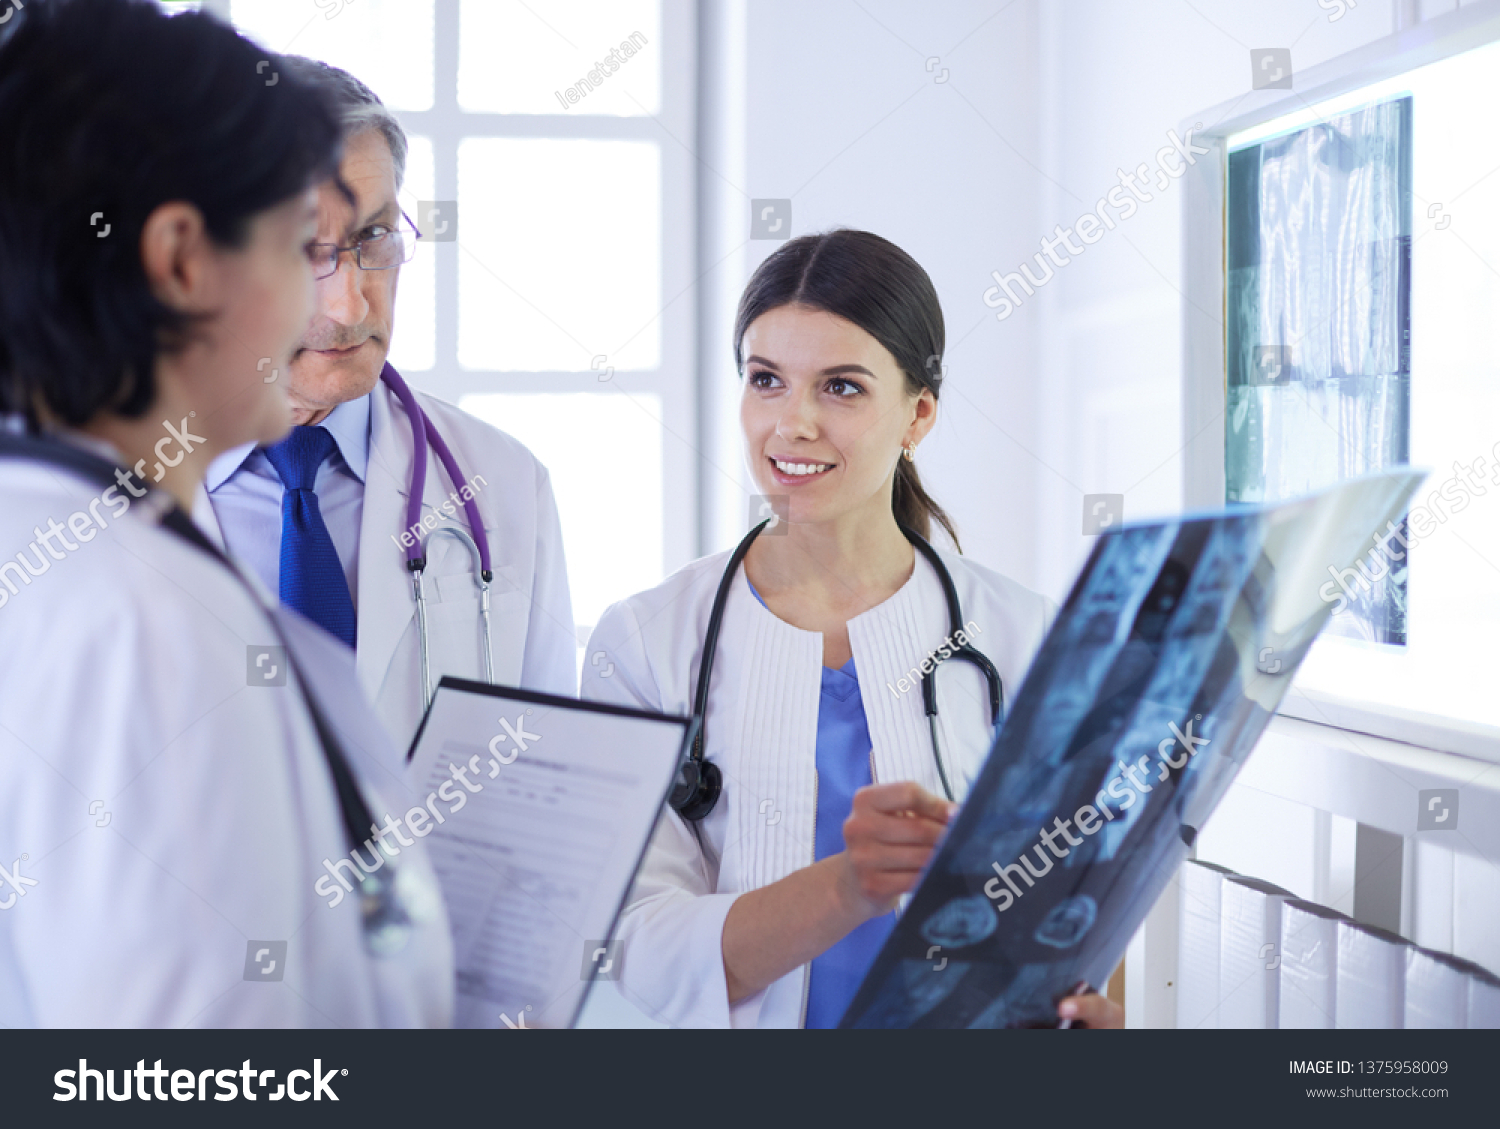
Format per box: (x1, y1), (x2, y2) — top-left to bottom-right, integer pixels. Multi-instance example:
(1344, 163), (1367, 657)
(745, 579), (895, 1028)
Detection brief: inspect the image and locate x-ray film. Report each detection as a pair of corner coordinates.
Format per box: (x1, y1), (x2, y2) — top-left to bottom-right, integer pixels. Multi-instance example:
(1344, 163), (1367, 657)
(839, 470), (1425, 1029)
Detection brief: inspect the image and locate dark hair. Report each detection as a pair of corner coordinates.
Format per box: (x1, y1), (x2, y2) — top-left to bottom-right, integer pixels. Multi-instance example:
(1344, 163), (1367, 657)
(0, 0), (343, 428)
(733, 229), (961, 550)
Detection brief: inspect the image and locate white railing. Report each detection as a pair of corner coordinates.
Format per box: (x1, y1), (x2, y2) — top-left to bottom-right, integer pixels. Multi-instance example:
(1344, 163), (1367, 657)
(1125, 712), (1500, 1027)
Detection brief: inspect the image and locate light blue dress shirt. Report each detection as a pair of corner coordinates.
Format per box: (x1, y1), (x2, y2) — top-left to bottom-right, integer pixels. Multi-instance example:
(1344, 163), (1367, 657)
(205, 394), (370, 607)
(745, 578), (895, 1028)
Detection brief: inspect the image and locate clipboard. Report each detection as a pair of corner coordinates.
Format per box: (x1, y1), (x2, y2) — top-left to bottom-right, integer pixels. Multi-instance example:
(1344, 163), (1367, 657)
(404, 677), (696, 1029)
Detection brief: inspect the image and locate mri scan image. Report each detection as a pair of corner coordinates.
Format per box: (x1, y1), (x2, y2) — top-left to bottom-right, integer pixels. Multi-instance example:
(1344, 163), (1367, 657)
(840, 471), (1423, 1028)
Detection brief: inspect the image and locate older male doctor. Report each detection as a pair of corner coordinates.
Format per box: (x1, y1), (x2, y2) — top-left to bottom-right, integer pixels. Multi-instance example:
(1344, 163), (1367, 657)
(196, 60), (577, 747)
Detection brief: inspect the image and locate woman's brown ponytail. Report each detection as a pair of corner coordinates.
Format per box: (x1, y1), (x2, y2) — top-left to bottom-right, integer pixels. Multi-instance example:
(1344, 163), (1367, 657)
(893, 455), (961, 552)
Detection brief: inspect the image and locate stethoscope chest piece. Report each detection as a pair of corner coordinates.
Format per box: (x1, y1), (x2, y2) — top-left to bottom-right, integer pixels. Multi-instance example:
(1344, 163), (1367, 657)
(358, 852), (444, 958)
(669, 749), (722, 823)
(359, 871), (413, 958)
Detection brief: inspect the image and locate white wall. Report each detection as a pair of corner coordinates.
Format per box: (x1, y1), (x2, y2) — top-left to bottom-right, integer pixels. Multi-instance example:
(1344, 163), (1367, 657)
(726, 0), (1458, 597)
(727, 0), (1045, 584)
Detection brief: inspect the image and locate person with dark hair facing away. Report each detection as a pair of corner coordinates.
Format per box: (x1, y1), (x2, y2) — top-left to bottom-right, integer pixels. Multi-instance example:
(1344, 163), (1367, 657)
(0, 0), (452, 1026)
(582, 231), (1122, 1028)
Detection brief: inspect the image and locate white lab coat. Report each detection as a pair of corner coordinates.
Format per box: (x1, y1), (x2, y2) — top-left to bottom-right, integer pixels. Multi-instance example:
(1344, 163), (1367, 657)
(0, 455), (453, 1027)
(194, 381), (578, 752)
(581, 542), (1055, 1028)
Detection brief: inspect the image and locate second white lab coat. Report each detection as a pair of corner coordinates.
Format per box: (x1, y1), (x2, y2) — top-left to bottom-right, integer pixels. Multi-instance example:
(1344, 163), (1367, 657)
(196, 379), (578, 752)
(581, 542), (1054, 1028)
(0, 454), (453, 1027)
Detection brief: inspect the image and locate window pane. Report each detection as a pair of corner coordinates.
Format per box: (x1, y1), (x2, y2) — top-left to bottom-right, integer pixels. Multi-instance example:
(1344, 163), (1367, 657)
(458, 139), (661, 371)
(1226, 96), (1412, 645)
(389, 136), (435, 373)
(457, 393), (663, 638)
(1225, 41), (1500, 731)
(458, 0), (660, 116)
(230, 0), (434, 111)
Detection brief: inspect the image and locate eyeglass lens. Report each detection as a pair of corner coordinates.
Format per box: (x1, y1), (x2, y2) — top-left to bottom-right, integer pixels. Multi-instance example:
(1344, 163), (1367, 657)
(309, 227), (415, 279)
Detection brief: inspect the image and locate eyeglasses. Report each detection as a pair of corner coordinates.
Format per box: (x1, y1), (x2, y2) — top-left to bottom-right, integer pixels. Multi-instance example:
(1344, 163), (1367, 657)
(307, 210), (422, 280)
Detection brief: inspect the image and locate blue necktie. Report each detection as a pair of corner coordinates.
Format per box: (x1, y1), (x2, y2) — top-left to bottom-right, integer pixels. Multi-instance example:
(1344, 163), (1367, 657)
(264, 426), (357, 648)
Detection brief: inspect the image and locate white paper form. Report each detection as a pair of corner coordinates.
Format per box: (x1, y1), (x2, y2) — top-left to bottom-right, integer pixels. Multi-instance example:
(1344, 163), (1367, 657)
(404, 679), (690, 1029)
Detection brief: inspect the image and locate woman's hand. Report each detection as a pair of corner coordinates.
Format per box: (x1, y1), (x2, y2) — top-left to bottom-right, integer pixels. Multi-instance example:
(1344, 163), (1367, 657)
(1058, 991), (1124, 1028)
(834, 782), (957, 922)
(721, 781), (955, 1003)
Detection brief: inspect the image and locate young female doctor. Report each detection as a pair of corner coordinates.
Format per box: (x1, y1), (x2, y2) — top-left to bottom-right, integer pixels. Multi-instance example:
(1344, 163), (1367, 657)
(0, 0), (450, 1026)
(582, 230), (1122, 1028)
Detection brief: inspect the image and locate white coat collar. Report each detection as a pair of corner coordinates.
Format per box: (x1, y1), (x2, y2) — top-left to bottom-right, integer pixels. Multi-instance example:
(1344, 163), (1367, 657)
(355, 379), (421, 701)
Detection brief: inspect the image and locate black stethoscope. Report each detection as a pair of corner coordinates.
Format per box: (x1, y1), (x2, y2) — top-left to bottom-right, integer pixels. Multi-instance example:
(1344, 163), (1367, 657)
(669, 518), (1005, 821)
(0, 431), (416, 956)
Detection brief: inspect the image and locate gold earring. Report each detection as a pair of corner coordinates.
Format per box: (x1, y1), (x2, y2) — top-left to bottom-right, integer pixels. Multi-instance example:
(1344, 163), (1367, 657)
(903, 443), (917, 462)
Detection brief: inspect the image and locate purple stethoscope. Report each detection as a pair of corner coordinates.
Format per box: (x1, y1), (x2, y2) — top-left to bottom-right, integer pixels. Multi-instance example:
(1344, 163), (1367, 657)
(380, 363), (496, 708)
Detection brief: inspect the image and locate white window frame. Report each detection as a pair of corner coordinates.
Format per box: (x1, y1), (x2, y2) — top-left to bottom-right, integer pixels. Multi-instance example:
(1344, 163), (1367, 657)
(390, 0), (700, 579)
(1180, 0), (1500, 766)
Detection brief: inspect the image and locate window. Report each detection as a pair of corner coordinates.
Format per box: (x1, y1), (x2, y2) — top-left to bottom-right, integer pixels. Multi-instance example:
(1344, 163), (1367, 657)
(1226, 96), (1412, 646)
(1197, 38), (1500, 738)
(230, 0), (696, 650)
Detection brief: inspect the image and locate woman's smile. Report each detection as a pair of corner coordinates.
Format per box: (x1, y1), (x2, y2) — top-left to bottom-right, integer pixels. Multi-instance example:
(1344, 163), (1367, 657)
(769, 455), (837, 483)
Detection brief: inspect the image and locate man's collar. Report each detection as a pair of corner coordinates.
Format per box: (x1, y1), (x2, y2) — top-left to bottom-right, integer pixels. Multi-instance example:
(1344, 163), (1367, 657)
(320, 393), (371, 483)
(204, 391), (372, 491)
(204, 440), (256, 491)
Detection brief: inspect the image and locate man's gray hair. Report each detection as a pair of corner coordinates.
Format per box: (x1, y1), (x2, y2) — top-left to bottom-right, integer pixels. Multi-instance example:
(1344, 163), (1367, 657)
(280, 56), (407, 190)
